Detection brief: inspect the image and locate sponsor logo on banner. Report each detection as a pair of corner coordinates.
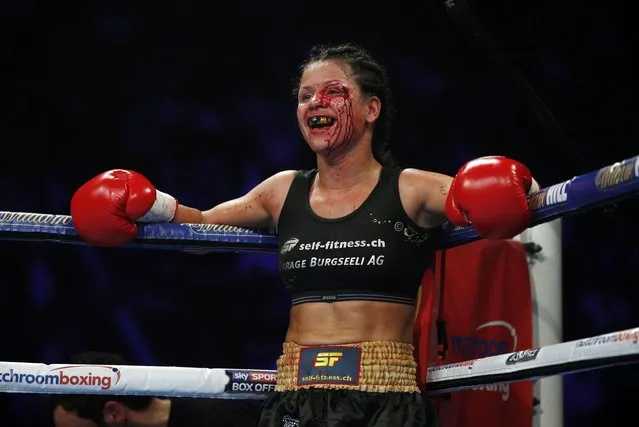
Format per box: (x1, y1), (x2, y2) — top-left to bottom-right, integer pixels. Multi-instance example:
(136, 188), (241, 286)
(229, 381), (275, 393)
(297, 347), (361, 386)
(452, 320), (517, 401)
(232, 371), (249, 381)
(595, 157), (639, 191)
(187, 223), (254, 235)
(226, 370), (276, 393)
(505, 349), (540, 365)
(250, 371), (277, 382)
(528, 180), (570, 211)
(451, 320), (518, 358)
(0, 365), (121, 390)
(428, 359), (477, 373)
(473, 383), (511, 401)
(575, 329), (639, 347)
(0, 212), (72, 225)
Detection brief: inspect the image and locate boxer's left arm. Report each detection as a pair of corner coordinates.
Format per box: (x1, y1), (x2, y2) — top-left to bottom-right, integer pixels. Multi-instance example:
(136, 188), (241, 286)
(420, 172), (454, 225)
(400, 169), (454, 229)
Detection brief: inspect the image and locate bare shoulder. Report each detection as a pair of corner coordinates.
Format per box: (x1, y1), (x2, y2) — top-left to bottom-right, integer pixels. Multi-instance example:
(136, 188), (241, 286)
(398, 168), (453, 191)
(258, 170), (297, 226)
(267, 169), (299, 184)
(398, 168), (453, 224)
(262, 170), (298, 194)
(256, 170), (299, 212)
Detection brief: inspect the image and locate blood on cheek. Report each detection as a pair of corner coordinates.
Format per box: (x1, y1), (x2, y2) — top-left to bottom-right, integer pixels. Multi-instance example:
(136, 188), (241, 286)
(317, 86), (355, 154)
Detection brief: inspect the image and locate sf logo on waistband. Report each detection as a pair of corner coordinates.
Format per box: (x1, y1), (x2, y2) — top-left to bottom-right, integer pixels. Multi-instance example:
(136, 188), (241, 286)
(298, 347), (360, 386)
(313, 352), (343, 367)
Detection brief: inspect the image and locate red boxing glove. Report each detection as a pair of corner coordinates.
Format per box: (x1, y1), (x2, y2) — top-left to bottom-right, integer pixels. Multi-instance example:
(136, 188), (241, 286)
(445, 156), (539, 240)
(70, 169), (177, 247)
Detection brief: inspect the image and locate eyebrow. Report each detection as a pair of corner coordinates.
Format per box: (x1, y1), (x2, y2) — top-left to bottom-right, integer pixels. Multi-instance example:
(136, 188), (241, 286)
(299, 80), (343, 91)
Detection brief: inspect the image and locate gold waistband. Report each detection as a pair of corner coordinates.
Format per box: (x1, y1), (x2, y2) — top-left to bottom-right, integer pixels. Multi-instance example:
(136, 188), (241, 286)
(276, 341), (419, 393)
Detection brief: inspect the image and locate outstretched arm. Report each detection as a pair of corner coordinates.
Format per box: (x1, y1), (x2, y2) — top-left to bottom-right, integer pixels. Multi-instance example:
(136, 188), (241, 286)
(70, 169), (296, 247)
(172, 170), (297, 229)
(399, 169), (453, 229)
(420, 171), (454, 226)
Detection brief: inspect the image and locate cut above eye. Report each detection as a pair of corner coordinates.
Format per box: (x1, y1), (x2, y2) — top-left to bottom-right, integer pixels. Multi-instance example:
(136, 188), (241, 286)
(308, 116), (336, 128)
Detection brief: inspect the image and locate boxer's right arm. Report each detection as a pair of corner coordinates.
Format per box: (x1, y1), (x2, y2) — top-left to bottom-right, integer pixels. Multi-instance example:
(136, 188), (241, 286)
(173, 170), (297, 229)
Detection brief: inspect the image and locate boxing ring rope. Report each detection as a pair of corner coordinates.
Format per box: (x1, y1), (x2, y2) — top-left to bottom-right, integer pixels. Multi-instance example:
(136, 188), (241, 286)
(1, 154), (638, 252)
(0, 328), (638, 399)
(0, 154), (637, 399)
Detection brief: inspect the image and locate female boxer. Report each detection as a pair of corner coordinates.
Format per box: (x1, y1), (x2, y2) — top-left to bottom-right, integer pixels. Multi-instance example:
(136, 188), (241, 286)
(70, 43), (537, 427)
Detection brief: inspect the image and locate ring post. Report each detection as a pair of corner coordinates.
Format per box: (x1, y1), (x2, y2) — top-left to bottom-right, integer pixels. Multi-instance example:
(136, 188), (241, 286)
(519, 219), (564, 427)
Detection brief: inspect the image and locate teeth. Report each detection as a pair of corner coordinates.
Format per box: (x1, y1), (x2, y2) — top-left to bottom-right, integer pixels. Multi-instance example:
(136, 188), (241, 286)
(308, 116), (336, 128)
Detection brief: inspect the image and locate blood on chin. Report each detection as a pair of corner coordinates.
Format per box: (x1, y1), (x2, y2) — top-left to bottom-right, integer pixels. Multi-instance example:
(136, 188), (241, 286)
(309, 143), (351, 159)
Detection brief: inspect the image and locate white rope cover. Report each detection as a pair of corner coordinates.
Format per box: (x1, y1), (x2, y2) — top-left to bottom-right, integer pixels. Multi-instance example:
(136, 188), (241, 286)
(1, 327), (636, 399)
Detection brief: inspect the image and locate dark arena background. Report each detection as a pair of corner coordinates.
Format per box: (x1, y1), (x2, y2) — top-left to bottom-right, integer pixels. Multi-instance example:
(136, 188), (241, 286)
(1, 1), (636, 426)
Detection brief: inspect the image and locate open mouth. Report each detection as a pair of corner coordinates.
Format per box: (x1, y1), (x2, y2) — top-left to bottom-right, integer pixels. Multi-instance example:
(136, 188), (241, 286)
(307, 116), (336, 129)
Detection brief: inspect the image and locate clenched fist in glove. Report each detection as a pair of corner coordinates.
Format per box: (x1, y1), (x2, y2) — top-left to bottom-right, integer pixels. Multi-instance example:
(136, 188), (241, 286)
(70, 169), (178, 247)
(445, 156), (539, 240)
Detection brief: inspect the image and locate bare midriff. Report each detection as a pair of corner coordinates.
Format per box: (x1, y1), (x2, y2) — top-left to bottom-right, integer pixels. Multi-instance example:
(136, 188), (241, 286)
(285, 300), (416, 345)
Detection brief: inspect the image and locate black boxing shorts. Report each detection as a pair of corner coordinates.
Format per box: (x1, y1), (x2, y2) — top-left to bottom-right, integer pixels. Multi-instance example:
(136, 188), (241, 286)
(256, 388), (438, 427)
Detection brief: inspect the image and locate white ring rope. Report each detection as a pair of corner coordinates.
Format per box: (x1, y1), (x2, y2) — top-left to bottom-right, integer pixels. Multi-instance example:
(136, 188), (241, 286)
(1, 327), (637, 399)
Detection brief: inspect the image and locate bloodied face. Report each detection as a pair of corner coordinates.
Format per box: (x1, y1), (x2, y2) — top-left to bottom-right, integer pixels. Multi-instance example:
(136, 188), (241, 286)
(296, 60), (380, 158)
